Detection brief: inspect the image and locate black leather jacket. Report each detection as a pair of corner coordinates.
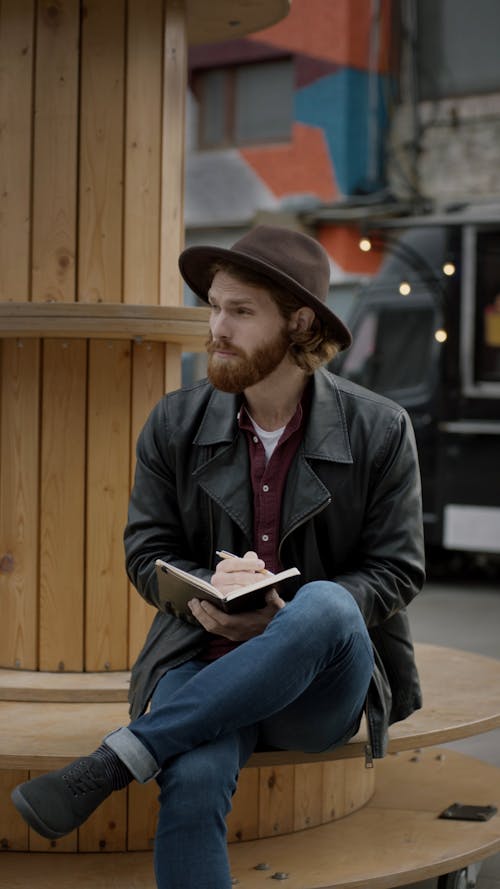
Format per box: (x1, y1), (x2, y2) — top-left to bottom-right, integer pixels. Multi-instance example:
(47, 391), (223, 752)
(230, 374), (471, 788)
(124, 368), (425, 757)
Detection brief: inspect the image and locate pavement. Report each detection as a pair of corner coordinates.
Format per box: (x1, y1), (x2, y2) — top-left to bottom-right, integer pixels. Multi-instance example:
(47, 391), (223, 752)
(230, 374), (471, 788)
(405, 565), (500, 889)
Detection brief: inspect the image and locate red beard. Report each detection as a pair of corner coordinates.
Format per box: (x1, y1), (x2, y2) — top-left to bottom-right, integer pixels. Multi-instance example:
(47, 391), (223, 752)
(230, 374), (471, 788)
(206, 330), (290, 393)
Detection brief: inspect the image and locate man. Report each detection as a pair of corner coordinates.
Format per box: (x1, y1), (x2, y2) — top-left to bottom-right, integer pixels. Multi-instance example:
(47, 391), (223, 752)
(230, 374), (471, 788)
(12, 225), (424, 889)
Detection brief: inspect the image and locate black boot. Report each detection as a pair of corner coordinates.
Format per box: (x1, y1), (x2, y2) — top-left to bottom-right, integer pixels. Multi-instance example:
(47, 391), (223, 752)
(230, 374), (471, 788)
(11, 744), (132, 839)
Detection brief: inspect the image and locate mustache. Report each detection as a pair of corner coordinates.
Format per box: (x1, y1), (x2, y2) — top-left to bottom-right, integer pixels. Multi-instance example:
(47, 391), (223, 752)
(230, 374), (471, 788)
(206, 337), (246, 359)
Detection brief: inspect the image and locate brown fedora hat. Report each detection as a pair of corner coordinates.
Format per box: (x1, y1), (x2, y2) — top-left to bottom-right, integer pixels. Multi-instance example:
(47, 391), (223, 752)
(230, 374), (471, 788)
(178, 225), (352, 350)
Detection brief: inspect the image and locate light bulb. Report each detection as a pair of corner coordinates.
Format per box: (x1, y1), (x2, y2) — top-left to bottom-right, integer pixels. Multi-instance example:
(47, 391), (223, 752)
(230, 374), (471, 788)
(434, 329), (447, 343)
(359, 238), (372, 252)
(443, 262), (456, 276)
(399, 281), (411, 295)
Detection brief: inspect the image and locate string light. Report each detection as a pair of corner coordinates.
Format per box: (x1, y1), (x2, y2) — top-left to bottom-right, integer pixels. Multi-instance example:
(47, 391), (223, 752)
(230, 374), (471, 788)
(399, 281), (411, 295)
(443, 262), (456, 276)
(434, 329), (447, 343)
(359, 238), (372, 252)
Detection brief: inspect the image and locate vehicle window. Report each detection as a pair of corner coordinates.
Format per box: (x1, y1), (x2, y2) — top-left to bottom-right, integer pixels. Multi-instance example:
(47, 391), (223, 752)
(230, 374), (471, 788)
(342, 305), (435, 395)
(475, 230), (500, 384)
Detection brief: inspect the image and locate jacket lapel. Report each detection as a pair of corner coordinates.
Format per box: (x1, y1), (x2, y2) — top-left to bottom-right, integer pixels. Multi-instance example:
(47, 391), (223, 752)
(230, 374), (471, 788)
(193, 389), (253, 541)
(280, 369), (353, 539)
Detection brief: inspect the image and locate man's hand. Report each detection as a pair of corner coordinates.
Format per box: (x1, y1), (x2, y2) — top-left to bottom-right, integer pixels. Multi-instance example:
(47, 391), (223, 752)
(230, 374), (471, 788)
(209, 549), (267, 594)
(188, 589), (285, 641)
(188, 550), (285, 640)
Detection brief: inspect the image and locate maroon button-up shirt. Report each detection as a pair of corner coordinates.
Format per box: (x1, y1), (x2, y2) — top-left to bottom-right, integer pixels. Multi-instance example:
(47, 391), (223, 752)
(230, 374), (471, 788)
(201, 384), (311, 661)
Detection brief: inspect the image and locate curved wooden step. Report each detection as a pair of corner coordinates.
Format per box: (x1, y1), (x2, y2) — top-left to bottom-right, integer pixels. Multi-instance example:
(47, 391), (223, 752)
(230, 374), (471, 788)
(1, 645), (500, 771)
(1, 749), (499, 889)
(0, 669), (129, 703)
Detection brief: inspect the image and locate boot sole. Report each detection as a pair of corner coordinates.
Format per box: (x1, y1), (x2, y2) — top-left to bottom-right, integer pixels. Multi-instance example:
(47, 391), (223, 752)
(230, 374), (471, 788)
(11, 786), (67, 840)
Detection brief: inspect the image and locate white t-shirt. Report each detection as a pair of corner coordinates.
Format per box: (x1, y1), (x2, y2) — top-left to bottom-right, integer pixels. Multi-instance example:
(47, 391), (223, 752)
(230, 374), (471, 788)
(249, 417), (285, 463)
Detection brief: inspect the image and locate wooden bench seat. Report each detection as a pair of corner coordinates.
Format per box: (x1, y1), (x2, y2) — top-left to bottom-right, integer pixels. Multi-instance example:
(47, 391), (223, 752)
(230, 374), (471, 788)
(1, 644), (500, 770)
(1, 747), (500, 889)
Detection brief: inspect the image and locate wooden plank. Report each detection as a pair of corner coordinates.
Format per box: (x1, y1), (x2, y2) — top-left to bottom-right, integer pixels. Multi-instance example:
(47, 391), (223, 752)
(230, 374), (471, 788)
(31, 0), (79, 303)
(0, 339), (40, 669)
(78, 787), (127, 852)
(258, 765), (294, 837)
(0, 667), (130, 702)
(0, 301), (210, 346)
(85, 340), (131, 671)
(322, 759), (347, 822)
(0, 769), (29, 850)
(28, 770), (77, 852)
(0, 0), (35, 302)
(127, 780), (159, 851)
(293, 762), (324, 831)
(128, 341), (165, 667)
(123, 0), (163, 307)
(39, 339), (86, 671)
(78, 0), (125, 303)
(160, 0), (187, 307)
(164, 342), (182, 392)
(226, 767), (260, 842)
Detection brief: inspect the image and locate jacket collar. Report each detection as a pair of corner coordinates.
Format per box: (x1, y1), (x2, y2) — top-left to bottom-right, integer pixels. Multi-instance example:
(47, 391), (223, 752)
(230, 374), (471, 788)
(194, 367), (353, 465)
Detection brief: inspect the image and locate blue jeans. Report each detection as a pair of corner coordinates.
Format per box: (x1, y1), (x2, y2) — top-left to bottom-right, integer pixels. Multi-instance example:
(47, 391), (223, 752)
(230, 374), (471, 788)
(106, 582), (374, 889)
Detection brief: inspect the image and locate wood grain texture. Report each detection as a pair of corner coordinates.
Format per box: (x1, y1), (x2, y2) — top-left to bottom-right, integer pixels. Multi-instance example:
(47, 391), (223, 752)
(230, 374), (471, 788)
(0, 0), (35, 302)
(124, 0), (163, 307)
(85, 340), (131, 671)
(0, 302), (210, 347)
(32, 0), (79, 303)
(78, 0), (125, 303)
(2, 645), (500, 771)
(0, 340), (40, 669)
(0, 667), (129, 703)
(77, 787), (127, 852)
(39, 339), (86, 671)
(160, 0), (187, 306)
(0, 769), (29, 850)
(3, 749), (500, 887)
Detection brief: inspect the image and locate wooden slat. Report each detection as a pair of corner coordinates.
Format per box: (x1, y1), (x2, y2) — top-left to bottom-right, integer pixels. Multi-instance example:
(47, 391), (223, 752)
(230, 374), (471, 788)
(78, 0), (125, 303)
(123, 0), (163, 307)
(226, 767), (260, 842)
(31, 0), (79, 303)
(86, 340), (131, 671)
(128, 341), (165, 667)
(0, 0), (35, 302)
(258, 765), (294, 837)
(0, 339), (40, 669)
(0, 769), (29, 851)
(160, 0), (187, 307)
(164, 343), (183, 392)
(0, 302), (210, 347)
(39, 340), (86, 671)
(127, 780), (159, 852)
(293, 762), (324, 831)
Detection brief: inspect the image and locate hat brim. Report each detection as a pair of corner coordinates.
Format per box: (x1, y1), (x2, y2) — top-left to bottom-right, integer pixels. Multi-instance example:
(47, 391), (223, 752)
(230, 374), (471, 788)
(179, 245), (352, 351)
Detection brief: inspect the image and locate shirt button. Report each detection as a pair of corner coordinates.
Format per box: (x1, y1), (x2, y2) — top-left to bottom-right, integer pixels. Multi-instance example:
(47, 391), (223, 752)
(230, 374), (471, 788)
(253, 436), (259, 443)
(262, 484), (269, 492)
(261, 534), (269, 542)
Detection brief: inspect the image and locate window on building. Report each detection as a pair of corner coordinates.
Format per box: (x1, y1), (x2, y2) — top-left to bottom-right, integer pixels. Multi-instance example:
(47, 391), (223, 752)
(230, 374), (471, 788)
(194, 58), (294, 149)
(417, 0), (500, 99)
(474, 230), (500, 384)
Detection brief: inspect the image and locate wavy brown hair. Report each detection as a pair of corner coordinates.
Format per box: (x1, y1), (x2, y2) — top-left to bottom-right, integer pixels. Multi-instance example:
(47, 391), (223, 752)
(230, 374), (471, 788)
(209, 262), (340, 373)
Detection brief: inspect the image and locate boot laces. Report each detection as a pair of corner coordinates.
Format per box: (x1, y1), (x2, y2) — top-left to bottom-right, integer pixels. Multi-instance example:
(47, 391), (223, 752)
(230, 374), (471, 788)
(62, 759), (106, 798)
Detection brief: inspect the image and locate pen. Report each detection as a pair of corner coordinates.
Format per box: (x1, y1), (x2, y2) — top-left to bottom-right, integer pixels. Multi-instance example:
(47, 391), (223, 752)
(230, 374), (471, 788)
(216, 550), (272, 575)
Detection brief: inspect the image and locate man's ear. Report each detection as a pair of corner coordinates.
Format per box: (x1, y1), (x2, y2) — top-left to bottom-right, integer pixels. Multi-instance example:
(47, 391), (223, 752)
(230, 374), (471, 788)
(289, 306), (315, 332)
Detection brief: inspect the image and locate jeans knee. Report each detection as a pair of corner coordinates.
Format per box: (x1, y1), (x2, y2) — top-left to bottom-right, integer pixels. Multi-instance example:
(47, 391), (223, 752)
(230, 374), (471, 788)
(295, 581), (365, 634)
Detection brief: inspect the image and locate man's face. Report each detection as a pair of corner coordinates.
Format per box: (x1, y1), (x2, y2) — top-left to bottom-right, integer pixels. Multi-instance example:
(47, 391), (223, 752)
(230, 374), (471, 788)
(206, 270), (290, 393)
